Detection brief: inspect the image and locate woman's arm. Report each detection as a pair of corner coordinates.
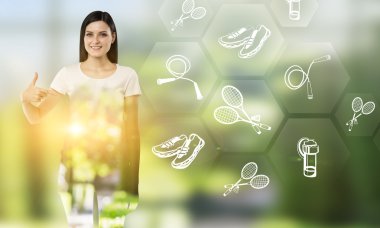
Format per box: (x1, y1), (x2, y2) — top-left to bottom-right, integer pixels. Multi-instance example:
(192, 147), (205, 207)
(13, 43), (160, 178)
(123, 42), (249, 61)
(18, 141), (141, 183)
(21, 73), (63, 124)
(120, 95), (140, 196)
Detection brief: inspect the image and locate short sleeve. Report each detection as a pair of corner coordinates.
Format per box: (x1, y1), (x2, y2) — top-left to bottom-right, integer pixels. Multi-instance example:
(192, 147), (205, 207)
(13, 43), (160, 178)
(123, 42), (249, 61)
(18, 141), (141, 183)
(50, 67), (68, 95)
(124, 69), (142, 97)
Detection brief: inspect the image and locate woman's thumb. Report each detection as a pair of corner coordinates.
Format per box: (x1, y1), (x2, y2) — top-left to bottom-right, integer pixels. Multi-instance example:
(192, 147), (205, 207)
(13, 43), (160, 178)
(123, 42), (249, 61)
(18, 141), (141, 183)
(30, 72), (38, 87)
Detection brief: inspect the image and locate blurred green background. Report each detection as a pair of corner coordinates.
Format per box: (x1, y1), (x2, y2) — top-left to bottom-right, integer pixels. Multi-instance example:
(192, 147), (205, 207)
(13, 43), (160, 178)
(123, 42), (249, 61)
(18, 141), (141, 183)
(1, 0), (380, 227)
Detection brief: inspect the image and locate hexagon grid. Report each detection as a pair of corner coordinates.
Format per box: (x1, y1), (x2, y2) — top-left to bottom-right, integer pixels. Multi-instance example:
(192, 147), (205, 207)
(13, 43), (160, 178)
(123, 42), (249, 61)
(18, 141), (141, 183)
(268, 119), (350, 183)
(335, 93), (380, 136)
(159, 0), (213, 37)
(202, 4), (284, 77)
(202, 80), (284, 153)
(268, 43), (350, 113)
(139, 42), (218, 114)
(270, 0), (319, 27)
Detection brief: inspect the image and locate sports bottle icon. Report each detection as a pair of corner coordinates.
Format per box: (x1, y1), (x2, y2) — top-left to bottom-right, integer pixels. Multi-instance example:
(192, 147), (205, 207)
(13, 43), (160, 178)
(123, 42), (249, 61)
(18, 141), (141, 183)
(297, 137), (319, 178)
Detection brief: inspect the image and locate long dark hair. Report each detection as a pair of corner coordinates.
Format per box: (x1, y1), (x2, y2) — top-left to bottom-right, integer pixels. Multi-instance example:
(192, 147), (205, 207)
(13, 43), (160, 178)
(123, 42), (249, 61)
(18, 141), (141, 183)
(79, 11), (118, 63)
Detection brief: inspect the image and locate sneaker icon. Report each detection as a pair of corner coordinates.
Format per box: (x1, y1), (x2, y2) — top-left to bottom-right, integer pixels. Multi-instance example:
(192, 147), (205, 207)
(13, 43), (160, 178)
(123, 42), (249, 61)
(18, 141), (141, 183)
(218, 25), (271, 59)
(152, 133), (205, 169)
(239, 25), (271, 59)
(152, 134), (188, 158)
(218, 27), (254, 48)
(171, 134), (205, 169)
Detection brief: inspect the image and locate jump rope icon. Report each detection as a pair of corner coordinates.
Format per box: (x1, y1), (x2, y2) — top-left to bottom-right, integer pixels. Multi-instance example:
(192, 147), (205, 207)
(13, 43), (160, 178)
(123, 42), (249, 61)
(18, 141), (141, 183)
(346, 97), (376, 131)
(157, 55), (203, 100)
(284, 55), (331, 100)
(214, 85), (271, 135)
(223, 162), (270, 197)
(171, 0), (207, 31)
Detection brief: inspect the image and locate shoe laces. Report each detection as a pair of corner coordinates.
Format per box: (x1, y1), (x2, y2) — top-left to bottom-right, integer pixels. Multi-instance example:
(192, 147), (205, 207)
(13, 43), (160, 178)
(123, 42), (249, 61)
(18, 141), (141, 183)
(162, 136), (185, 148)
(228, 28), (246, 38)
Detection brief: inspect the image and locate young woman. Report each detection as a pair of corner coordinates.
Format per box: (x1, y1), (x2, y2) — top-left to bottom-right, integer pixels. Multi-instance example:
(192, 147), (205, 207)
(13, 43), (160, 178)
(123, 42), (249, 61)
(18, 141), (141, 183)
(21, 11), (141, 227)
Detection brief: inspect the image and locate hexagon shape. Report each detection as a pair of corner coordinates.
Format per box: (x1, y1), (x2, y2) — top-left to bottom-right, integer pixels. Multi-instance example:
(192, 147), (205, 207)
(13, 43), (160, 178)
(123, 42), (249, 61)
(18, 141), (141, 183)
(374, 128), (380, 152)
(268, 118), (350, 183)
(202, 4), (285, 77)
(270, 0), (319, 27)
(139, 42), (218, 113)
(140, 117), (220, 200)
(268, 43), (350, 113)
(202, 80), (285, 153)
(335, 93), (379, 136)
(158, 0), (213, 37)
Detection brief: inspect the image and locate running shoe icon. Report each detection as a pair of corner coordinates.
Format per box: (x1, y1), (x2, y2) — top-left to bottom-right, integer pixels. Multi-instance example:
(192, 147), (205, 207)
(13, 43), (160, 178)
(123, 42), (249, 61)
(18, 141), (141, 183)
(218, 25), (271, 59)
(152, 133), (205, 169)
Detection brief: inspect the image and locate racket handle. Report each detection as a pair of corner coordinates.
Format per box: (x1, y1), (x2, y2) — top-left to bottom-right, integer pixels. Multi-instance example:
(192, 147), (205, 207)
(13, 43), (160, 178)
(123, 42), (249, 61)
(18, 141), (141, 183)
(307, 80), (313, 100)
(252, 125), (262, 134)
(223, 186), (235, 197)
(258, 123), (271, 130)
(193, 83), (203, 100)
(157, 78), (177, 85)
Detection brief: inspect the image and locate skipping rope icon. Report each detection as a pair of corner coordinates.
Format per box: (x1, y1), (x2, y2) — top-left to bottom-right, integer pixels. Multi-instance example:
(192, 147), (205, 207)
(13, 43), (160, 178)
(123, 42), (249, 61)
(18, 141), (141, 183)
(157, 55), (203, 100)
(284, 54), (331, 100)
(297, 137), (319, 178)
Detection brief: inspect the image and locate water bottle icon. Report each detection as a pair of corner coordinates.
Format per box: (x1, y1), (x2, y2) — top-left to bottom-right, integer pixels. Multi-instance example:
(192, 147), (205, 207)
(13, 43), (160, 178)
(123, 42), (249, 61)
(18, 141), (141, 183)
(297, 137), (319, 178)
(287, 0), (301, 21)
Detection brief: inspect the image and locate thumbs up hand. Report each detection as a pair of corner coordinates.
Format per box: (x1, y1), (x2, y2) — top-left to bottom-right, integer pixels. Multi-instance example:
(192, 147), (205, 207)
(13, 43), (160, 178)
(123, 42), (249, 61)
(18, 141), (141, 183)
(21, 72), (49, 103)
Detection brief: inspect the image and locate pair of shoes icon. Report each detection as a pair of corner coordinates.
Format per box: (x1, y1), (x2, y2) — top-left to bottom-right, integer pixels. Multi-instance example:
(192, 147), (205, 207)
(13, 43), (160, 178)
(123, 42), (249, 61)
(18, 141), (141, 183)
(218, 25), (271, 59)
(152, 133), (205, 169)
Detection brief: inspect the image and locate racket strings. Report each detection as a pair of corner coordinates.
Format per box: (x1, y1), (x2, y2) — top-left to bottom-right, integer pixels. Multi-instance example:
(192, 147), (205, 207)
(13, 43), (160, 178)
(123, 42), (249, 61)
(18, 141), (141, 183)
(251, 175), (269, 189)
(351, 97), (363, 112)
(362, 102), (375, 114)
(223, 87), (242, 107)
(241, 165), (257, 179)
(214, 107), (238, 124)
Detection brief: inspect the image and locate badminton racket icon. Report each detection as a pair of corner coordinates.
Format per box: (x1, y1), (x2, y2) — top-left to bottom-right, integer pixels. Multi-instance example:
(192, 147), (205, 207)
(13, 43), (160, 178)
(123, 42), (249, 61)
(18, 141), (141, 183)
(346, 97), (376, 131)
(214, 85), (271, 135)
(171, 0), (207, 31)
(284, 54), (331, 100)
(157, 55), (203, 100)
(223, 162), (270, 197)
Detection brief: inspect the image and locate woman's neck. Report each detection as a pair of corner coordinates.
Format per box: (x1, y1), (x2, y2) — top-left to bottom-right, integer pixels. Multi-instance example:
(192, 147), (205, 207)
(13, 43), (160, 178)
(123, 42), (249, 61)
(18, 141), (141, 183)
(82, 56), (114, 69)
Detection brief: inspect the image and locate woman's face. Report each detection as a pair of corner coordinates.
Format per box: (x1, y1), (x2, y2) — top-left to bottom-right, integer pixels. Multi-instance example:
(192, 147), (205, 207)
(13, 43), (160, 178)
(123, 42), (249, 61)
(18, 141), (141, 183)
(84, 21), (115, 59)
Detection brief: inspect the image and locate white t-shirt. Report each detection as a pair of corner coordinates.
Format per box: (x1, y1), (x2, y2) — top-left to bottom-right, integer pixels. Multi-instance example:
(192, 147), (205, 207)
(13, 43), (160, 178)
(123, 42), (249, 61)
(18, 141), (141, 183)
(50, 63), (141, 147)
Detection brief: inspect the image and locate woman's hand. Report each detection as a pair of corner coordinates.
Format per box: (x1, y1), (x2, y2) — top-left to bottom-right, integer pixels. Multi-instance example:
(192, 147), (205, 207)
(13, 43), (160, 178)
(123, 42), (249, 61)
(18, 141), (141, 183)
(21, 72), (49, 103)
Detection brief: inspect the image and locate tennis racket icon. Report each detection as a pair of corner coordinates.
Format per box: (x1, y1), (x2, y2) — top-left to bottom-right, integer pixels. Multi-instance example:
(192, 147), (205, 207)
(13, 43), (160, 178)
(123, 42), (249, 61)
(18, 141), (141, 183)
(223, 162), (270, 197)
(157, 55), (203, 100)
(346, 97), (376, 131)
(214, 85), (271, 134)
(171, 0), (207, 31)
(284, 54), (331, 100)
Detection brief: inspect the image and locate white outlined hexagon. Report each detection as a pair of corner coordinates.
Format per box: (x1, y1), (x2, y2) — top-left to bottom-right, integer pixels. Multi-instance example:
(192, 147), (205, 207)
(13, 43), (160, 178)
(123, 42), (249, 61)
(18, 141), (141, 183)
(335, 93), (380, 136)
(202, 80), (284, 153)
(270, 0), (319, 27)
(202, 4), (285, 77)
(268, 43), (350, 113)
(268, 118), (350, 183)
(159, 0), (213, 37)
(139, 42), (218, 114)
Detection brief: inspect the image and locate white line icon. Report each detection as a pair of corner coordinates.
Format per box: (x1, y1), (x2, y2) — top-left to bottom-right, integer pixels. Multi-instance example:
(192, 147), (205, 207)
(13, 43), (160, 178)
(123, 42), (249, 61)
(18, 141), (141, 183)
(218, 25), (271, 59)
(157, 55), (203, 100)
(171, 0), (207, 31)
(152, 133), (205, 169)
(284, 54), (331, 100)
(214, 85), (271, 135)
(346, 97), (376, 131)
(297, 137), (319, 178)
(287, 0), (301, 21)
(223, 162), (269, 197)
